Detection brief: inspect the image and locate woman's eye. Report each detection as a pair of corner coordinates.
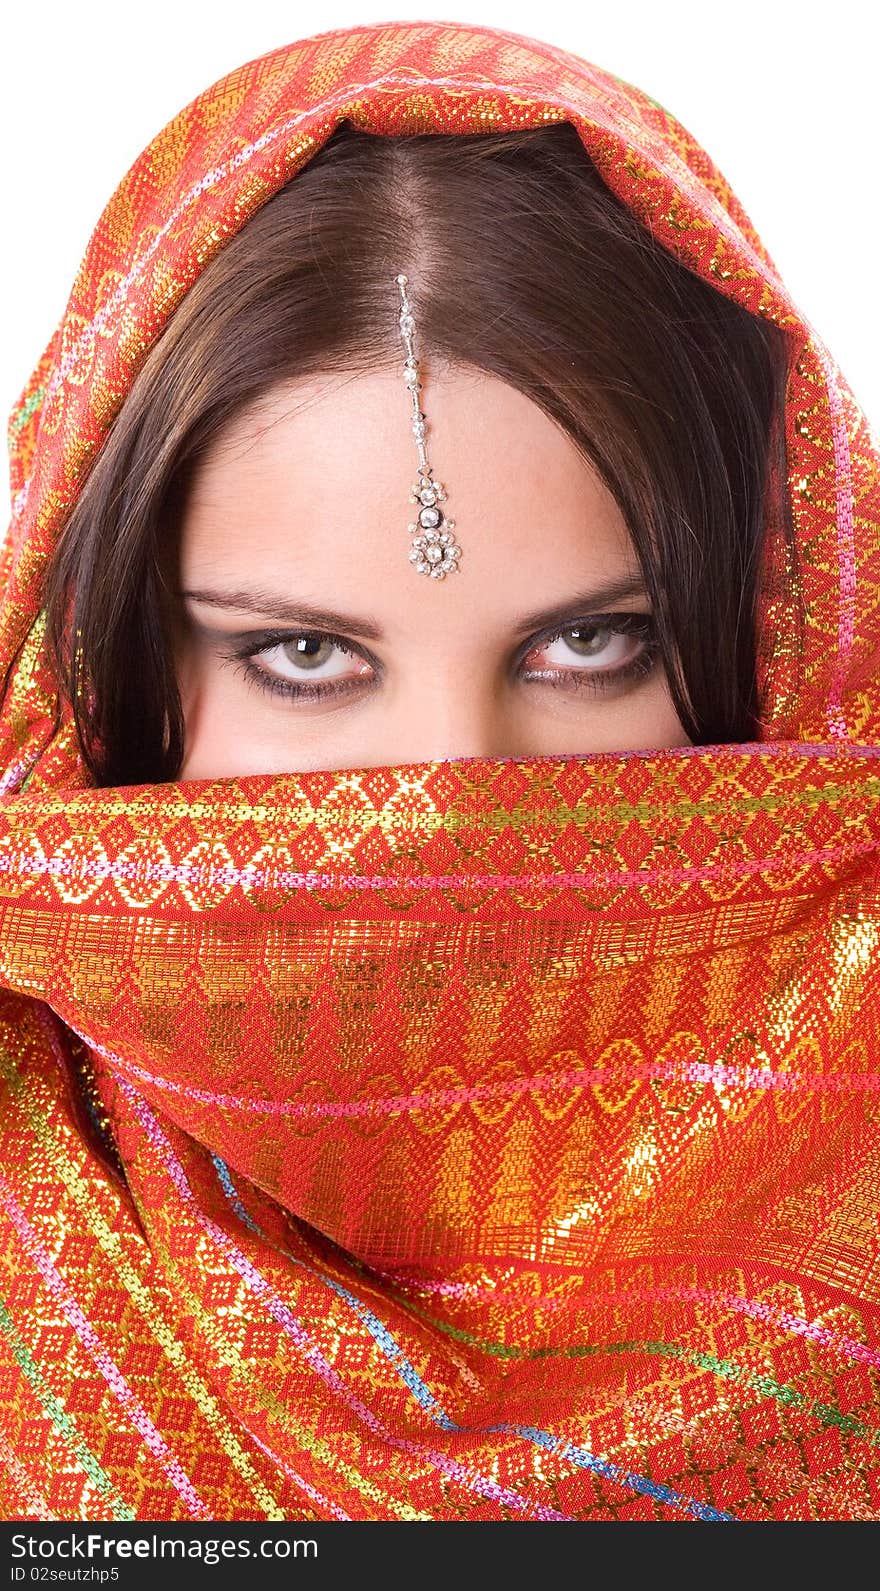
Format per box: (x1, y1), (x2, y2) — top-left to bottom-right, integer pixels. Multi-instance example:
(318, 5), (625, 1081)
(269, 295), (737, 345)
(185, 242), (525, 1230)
(525, 621), (650, 677)
(250, 634), (370, 686)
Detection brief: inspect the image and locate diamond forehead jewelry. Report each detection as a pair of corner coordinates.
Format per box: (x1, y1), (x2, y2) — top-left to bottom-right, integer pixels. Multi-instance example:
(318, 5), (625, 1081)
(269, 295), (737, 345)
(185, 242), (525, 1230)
(395, 274), (462, 579)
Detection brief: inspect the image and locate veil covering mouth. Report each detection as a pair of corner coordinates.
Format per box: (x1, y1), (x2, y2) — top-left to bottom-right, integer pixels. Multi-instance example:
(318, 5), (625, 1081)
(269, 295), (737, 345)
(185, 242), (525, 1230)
(1, 18), (879, 1522)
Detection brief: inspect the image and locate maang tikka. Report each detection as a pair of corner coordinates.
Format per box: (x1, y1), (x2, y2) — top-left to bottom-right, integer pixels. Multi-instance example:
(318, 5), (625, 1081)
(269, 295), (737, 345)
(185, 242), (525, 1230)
(396, 273), (462, 578)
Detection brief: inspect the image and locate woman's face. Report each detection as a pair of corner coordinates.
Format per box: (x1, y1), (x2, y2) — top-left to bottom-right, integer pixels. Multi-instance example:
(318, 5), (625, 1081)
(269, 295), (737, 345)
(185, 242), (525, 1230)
(175, 367), (689, 776)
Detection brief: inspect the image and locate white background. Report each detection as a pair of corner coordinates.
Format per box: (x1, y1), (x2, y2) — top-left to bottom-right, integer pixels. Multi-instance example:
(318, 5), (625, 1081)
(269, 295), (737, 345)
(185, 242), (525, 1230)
(2, 0), (877, 457)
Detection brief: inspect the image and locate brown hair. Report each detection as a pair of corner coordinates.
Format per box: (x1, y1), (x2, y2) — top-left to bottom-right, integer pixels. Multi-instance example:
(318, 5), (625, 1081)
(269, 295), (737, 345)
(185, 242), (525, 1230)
(38, 119), (794, 785)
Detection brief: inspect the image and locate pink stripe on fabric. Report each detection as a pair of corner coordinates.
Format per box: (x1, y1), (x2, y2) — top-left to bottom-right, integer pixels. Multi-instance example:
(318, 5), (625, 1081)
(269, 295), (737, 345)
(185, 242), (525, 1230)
(810, 342), (858, 740)
(116, 1077), (569, 1522)
(0, 759), (36, 797)
(3, 834), (879, 895)
(0, 1171), (209, 1519)
(619, 1283), (880, 1372)
(10, 480), (29, 520)
(246, 1426), (351, 1522)
(93, 1040), (880, 1120)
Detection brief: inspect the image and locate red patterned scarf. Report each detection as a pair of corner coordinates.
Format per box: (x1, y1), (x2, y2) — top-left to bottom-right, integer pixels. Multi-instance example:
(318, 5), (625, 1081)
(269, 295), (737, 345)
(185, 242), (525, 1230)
(1, 20), (879, 1522)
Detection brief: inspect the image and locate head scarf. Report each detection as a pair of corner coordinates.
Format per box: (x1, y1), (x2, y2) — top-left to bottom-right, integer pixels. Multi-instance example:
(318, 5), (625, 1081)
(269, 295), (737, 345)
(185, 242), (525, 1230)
(1, 19), (879, 1524)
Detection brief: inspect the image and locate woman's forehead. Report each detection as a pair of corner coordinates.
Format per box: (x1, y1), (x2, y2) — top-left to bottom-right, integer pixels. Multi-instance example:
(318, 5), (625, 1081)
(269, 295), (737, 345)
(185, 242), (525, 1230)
(178, 366), (639, 626)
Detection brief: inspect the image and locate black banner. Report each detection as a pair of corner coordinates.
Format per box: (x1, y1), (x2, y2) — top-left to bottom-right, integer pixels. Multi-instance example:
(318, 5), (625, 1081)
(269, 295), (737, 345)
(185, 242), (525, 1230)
(0, 1518), (867, 1584)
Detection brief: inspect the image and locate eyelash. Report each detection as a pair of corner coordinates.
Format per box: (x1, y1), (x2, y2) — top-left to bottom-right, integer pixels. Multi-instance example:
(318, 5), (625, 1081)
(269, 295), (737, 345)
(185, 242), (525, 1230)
(223, 613), (660, 706)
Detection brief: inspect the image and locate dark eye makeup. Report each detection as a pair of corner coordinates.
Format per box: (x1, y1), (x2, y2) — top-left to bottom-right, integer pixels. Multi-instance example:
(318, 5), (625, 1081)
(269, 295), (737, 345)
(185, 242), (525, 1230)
(210, 611), (660, 706)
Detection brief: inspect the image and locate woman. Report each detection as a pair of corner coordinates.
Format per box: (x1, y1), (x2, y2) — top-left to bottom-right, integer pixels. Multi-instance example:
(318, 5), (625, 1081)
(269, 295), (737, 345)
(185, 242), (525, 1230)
(41, 103), (789, 782)
(0, 19), (878, 1523)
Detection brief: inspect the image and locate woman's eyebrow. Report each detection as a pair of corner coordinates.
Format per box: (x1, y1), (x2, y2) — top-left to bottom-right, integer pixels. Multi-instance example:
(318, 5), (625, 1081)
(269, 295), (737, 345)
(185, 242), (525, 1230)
(180, 573), (648, 641)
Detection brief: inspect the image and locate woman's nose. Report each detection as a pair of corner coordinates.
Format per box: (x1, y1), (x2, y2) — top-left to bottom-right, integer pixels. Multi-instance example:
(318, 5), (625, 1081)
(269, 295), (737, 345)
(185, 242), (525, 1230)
(369, 686), (516, 765)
